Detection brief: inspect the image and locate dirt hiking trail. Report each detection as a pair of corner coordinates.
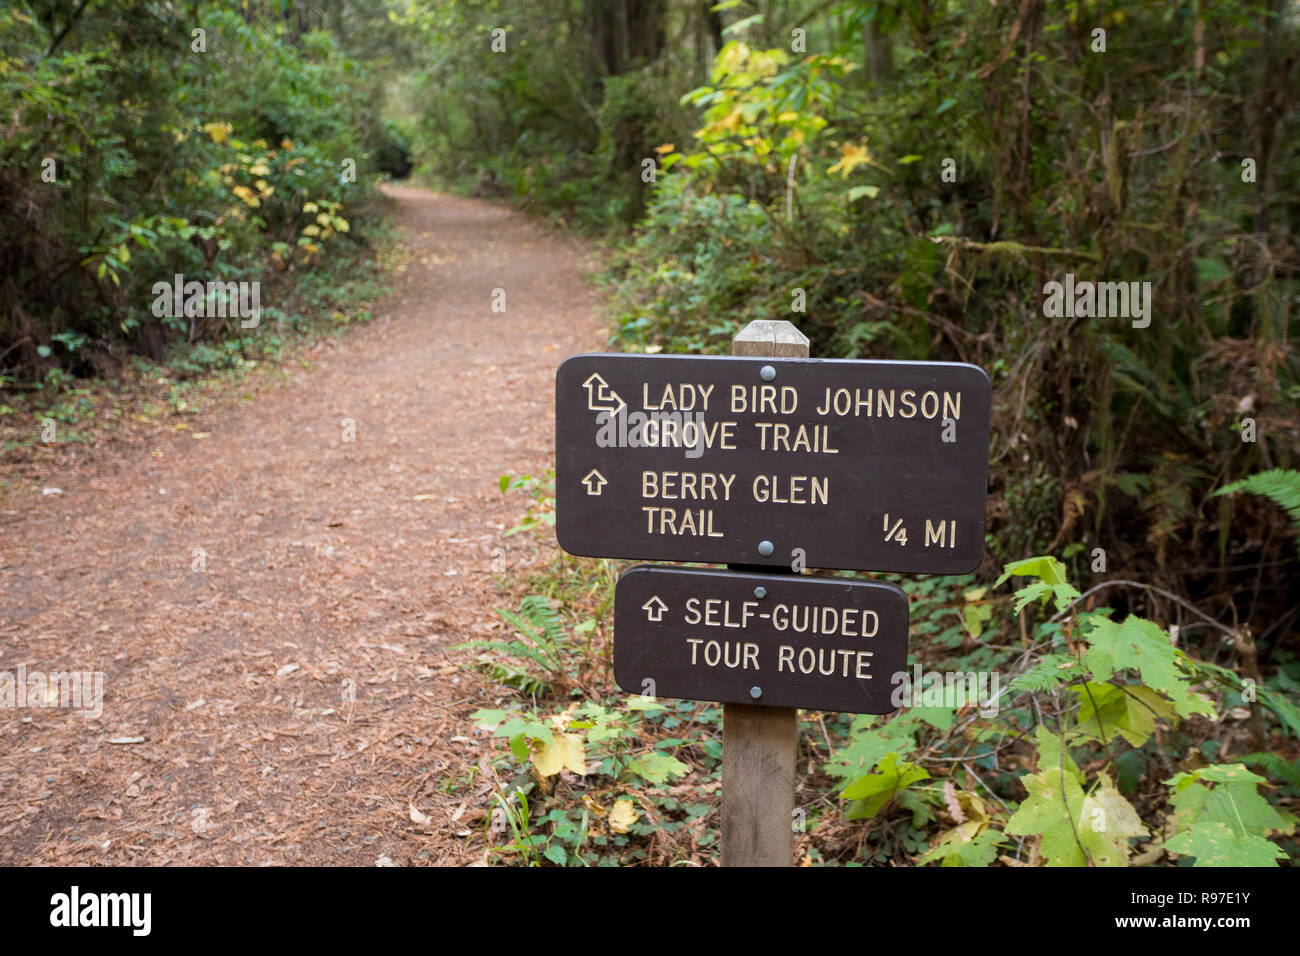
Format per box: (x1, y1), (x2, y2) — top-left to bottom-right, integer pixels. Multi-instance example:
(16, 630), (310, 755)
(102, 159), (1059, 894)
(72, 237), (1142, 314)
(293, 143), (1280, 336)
(0, 185), (605, 865)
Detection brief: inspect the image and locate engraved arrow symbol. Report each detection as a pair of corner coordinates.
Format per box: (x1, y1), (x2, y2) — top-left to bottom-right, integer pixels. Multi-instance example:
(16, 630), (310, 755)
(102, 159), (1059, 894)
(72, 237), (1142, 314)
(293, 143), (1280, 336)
(641, 595), (668, 622)
(582, 469), (607, 495)
(582, 372), (625, 415)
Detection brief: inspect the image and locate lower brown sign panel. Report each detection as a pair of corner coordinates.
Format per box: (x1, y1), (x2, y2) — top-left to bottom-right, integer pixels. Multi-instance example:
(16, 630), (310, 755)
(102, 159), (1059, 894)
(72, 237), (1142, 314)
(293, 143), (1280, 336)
(614, 565), (908, 714)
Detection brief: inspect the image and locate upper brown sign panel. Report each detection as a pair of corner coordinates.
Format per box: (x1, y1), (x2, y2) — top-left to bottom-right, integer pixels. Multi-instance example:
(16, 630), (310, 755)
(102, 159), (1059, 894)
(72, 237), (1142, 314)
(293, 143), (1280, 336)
(555, 353), (991, 574)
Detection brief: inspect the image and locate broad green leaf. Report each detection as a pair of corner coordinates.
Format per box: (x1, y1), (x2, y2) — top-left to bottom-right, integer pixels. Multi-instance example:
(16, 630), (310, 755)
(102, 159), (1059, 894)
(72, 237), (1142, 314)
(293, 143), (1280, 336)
(624, 696), (665, 712)
(920, 827), (1003, 867)
(998, 556), (1079, 613)
(842, 752), (929, 820)
(911, 707), (956, 731)
(997, 555), (1068, 587)
(1167, 763), (1293, 838)
(1165, 822), (1283, 866)
(1031, 724), (1082, 780)
(496, 716), (552, 746)
(825, 714), (919, 781)
(1012, 581), (1052, 612)
(1084, 616), (1215, 718)
(1077, 773), (1147, 865)
(1008, 768), (1141, 866)
(1005, 769), (1088, 865)
(962, 603), (993, 638)
(469, 708), (508, 729)
(627, 751), (689, 784)
(543, 844), (568, 865)
(509, 733), (529, 764)
(1070, 682), (1176, 748)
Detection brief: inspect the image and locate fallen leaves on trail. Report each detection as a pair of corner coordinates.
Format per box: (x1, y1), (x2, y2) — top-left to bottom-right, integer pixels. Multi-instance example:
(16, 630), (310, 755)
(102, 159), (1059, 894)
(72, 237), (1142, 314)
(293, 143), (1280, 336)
(531, 733), (586, 778)
(608, 799), (638, 834)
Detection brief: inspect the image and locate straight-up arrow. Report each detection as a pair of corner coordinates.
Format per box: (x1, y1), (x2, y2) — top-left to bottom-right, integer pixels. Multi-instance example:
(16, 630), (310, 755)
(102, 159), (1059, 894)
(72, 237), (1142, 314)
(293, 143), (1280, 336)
(641, 595), (668, 622)
(582, 469), (607, 495)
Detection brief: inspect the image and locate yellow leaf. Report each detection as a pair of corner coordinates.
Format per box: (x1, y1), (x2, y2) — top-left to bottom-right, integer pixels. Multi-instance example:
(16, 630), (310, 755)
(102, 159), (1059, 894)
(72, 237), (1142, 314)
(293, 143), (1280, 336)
(302, 202), (319, 214)
(531, 733), (586, 778)
(252, 139), (268, 149)
(827, 142), (871, 178)
(654, 143), (675, 154)
(608, 799), (638, 834)
(302, 224), (320, 237)
(281, 139), (294, 150)
(249, 162), (271, 177)
(202, 122), (232, 144)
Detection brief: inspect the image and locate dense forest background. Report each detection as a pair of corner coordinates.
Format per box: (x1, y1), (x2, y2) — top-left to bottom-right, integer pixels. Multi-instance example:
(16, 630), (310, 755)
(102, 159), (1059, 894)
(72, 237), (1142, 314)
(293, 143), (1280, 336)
(3, 0), (1298, 866)
(405, 0), (1300, 642)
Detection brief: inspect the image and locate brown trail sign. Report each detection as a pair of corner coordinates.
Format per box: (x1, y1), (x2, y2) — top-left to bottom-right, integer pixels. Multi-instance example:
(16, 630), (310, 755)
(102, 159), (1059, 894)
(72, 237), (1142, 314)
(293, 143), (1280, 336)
(614, 564), (908, 714)
(554, 319), (992, 867)
(555, 351), (991, 574)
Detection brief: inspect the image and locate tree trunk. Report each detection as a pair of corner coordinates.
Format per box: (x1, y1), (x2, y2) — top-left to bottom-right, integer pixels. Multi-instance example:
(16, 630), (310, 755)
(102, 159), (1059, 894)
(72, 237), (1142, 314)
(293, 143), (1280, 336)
(864, 18), (893, 84)
(586, 0), (666, 76)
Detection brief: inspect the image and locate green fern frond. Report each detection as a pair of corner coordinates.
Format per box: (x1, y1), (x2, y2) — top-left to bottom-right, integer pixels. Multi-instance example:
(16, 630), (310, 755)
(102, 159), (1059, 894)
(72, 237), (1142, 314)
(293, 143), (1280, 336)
(1100, 338), (1198, 425)
(1240, 752), (1300, 790)
(1213, 469), (1300, 552)
(518, 595), (565, 646)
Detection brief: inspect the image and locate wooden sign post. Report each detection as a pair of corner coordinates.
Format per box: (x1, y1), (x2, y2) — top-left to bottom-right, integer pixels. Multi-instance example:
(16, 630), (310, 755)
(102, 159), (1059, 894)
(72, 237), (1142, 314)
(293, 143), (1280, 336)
(722, 320), (806, 867)
(553, 318), (993, 868)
